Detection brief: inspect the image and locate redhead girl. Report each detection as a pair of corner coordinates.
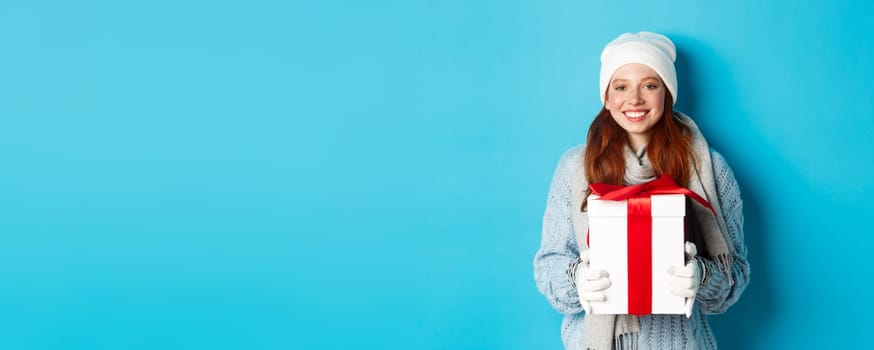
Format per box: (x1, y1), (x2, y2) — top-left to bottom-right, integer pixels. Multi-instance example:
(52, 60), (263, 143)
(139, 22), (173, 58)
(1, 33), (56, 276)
(534, 32), (750, 350)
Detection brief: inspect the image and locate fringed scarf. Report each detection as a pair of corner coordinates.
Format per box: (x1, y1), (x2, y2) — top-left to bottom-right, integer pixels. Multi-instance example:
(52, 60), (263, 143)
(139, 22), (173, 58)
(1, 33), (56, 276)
(569, 112), (736, 350)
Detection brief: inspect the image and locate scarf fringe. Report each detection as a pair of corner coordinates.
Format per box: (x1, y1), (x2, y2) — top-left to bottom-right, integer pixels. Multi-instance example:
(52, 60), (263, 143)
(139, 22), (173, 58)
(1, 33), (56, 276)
(714, 253), (734, 286)
(586, 332), (638, 350)
(615, 332), (638, 350)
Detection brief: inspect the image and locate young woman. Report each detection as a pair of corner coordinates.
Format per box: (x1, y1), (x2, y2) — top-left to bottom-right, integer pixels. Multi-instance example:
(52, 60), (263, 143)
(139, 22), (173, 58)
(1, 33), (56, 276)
(533, 32), (750, 350)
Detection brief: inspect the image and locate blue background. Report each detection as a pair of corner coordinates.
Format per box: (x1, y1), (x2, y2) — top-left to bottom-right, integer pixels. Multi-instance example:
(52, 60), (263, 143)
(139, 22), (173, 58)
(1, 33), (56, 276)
(1, 0), (872, 349)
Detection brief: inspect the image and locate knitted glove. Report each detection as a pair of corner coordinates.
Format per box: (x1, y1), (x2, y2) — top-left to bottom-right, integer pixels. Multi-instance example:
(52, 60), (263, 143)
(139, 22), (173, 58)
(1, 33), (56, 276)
(575, 250), (612, 314)
(666, 242), (700, 318)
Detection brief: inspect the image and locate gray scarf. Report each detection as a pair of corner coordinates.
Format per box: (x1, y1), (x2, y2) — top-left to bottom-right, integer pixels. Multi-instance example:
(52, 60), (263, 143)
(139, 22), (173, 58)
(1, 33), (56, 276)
(569, 112), (736, 350)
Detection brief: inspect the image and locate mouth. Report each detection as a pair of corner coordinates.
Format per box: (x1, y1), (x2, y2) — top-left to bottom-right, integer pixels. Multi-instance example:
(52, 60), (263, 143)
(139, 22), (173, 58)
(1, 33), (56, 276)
(623, 110), (648, 121)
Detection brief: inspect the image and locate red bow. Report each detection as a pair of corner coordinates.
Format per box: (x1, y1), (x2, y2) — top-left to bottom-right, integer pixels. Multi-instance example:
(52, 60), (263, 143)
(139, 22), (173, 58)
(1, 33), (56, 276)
(589, 175), (714, 215)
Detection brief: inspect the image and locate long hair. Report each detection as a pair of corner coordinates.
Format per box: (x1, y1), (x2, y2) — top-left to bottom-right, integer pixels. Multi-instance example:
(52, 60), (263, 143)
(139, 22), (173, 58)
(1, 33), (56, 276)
(582, 92), (694, 209)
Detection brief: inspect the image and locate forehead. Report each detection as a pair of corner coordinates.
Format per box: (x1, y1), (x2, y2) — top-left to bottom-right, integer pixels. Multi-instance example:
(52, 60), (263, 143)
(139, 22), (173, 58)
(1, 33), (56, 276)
(611, 63), (661, 81)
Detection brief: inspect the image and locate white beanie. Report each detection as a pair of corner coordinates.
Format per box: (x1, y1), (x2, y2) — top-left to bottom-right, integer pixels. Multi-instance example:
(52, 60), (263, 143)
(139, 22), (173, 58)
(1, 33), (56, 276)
(599, 32), (678, 106)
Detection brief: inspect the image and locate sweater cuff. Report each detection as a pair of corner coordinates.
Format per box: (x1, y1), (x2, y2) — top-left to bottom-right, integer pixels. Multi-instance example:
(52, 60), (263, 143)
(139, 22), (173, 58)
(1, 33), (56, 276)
(696, 258), (727, 300)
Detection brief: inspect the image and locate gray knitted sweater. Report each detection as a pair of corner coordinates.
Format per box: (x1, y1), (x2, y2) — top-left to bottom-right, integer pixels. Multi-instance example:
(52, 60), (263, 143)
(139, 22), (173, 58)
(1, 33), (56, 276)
(533, 145), (750, 350)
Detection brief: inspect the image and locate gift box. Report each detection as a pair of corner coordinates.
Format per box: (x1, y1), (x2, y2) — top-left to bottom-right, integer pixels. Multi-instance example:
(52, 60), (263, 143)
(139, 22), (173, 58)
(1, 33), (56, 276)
(585, 175), (712, 315)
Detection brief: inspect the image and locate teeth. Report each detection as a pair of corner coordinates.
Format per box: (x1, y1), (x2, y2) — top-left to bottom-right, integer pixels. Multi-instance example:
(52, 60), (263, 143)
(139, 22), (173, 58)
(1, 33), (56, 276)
(625, 111), (645, 118)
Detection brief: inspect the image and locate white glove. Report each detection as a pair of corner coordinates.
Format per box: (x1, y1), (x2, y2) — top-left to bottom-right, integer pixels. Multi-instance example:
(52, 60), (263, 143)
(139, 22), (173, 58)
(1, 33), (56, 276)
(666, 242), (700, 318)
(575, 250), (611, 314)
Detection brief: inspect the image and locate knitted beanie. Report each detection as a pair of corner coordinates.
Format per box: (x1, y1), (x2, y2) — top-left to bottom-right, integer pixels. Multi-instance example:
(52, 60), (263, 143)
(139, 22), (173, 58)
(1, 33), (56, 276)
(599, 32), (678, 106)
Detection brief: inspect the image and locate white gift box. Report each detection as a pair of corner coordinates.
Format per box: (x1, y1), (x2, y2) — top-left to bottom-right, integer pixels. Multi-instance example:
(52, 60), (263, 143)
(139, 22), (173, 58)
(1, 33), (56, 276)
(586, 193), (686, 315)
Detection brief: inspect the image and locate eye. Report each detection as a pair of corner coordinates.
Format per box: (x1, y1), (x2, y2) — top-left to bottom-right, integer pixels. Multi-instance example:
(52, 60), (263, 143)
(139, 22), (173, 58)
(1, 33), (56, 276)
(644, 83), (660, 90)
(613, 85), (626, 91)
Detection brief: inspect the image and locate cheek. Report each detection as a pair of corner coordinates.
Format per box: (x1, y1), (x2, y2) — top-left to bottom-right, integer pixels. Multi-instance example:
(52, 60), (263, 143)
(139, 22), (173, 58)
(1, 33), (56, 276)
(649, 91), (665, 106)
(606, 96), (623, 110)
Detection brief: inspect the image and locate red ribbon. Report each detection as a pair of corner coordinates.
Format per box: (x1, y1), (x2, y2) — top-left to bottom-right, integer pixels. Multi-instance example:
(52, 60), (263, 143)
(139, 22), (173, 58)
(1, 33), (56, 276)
(589, 174), (714, 315)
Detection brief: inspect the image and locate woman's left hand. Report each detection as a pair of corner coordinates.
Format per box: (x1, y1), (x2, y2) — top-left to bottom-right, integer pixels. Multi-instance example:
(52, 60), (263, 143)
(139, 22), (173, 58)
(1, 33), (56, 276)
(665, 242), (700, 318)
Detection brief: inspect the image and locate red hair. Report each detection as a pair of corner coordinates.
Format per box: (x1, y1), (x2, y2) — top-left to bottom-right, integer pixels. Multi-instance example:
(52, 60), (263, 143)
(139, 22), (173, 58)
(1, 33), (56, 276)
(582, 92), (695, 209)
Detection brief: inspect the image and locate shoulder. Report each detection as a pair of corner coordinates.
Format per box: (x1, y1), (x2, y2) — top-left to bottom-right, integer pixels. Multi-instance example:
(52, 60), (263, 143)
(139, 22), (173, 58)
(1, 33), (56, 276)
(559, 144), (585, 162)
(546, 144), (586, 188)
(709, 148), (728, 169)
(708, 148), (742, 200)
(708, 149), (735, 180)
(554, 144), (585, 174)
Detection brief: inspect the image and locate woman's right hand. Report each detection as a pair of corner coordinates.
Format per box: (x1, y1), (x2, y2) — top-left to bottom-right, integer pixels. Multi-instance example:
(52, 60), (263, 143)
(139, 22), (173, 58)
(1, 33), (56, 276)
(576, 250), (612, 314)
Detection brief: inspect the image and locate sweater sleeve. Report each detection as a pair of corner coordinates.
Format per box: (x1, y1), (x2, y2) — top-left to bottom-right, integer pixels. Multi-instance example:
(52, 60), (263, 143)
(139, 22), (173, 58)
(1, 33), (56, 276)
(696, 150), (751, 314)
(533, 146), (584, 314)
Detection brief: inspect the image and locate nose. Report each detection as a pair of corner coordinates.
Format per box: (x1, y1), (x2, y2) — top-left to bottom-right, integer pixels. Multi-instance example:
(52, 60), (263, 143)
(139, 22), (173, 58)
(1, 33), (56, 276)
(628, 89), (643, 104)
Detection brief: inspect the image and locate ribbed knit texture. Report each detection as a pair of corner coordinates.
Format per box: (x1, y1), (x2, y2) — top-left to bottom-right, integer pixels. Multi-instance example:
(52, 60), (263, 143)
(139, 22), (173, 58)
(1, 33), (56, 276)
(533, 142), (749, 349)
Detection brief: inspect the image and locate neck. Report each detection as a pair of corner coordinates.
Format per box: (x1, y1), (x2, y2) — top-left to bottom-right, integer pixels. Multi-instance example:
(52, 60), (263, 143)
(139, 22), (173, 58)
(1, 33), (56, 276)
(627, 134), (648, 153)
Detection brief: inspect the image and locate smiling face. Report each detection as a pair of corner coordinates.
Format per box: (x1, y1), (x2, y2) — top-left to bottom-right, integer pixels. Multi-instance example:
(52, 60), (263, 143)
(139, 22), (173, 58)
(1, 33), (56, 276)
(604, 63), (666, 151)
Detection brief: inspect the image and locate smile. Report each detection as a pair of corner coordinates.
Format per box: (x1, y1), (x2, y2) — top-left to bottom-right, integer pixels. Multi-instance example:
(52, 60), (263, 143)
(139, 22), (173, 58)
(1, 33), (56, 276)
(623, 111), (647, 121)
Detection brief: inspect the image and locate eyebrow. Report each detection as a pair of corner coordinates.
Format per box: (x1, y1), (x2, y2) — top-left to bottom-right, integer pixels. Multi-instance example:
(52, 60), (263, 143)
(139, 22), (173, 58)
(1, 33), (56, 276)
(611, 76), (661, 83)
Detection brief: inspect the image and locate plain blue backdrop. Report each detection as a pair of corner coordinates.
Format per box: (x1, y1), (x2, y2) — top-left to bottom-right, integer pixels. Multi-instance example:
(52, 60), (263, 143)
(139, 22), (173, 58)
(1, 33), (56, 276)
(1, 0), (872, 349)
